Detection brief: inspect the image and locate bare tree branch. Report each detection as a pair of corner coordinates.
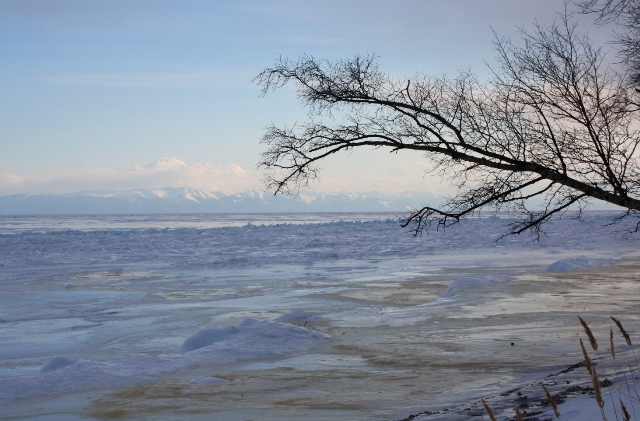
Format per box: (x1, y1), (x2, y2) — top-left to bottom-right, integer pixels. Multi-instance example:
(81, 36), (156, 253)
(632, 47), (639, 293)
(577, 0), (640, 85)
(255, 13), (640, 237)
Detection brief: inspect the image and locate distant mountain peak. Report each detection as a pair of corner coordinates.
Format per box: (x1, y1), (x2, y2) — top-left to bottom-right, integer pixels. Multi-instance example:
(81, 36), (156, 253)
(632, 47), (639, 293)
(0, 187), (443, 215)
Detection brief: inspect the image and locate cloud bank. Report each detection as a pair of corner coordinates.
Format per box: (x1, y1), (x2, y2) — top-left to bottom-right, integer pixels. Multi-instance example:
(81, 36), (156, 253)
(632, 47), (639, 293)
(0, 155), (447, 197)
(0, 158), (260, 195)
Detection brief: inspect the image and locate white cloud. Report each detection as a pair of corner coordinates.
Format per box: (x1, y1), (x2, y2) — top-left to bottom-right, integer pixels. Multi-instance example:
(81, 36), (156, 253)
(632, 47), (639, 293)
(0, 154), (448, 197)
(314, 150), (449, 195)
(0, 158), (260, 195)
(317, 163), (446, 195)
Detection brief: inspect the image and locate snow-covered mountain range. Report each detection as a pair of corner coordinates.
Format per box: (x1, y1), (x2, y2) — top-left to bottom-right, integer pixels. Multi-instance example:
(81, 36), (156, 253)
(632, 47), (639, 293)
(0, 187), (443, 214)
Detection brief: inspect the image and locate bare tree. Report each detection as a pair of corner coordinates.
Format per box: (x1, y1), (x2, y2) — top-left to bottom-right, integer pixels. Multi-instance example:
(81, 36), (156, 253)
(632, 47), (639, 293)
(578, 0), (640, 84)
(580, 0), (638, 18)
(255, 15), (640, 236)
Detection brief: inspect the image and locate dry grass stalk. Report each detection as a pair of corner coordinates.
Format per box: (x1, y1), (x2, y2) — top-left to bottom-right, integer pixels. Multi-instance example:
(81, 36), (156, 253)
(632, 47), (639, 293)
(611, 328), (616, 360)
(580, 320), (620, 421)
(481, 399), (497, 421)
(581, 337), (594, 375)
(514, 404), (524, 421)
(541, 383), (560, 418)
(579, 316), (599, 351)
(612, 316), (633, 346)
(620, 399), (631, 421)
(591, 366), (610, 421)
(592, 366), (605, 409)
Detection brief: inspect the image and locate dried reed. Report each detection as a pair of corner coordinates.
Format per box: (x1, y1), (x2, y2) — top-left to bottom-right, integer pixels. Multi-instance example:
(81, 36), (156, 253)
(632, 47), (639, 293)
(480, 318), (640, 421)
(581, 337), (594, 375)
(579, 316), (599, 351)
(514, 404), (524, 421)
(592, 366), (603, 407)
(611, 316), (640, 403)
(541, 383), (560, 418)
(621, 399), (631, 421)
(612, 328), (617, 360)
(612, 317), (632, 346)
(592, 366), (611, 421)
(579, 317), (619, 420)
(481, 399), (497, 421)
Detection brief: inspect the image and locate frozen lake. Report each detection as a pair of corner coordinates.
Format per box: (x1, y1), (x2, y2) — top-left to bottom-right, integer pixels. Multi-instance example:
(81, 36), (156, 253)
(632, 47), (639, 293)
(1, 212), (639, 420)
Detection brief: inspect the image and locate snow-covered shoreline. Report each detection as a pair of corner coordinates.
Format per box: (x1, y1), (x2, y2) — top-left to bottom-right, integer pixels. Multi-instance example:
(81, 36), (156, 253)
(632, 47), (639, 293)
(397, 355), (637, 421)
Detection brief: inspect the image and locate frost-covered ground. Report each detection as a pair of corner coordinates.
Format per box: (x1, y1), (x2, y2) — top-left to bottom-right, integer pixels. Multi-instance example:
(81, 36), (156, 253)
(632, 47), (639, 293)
(1, 212), (640, 420)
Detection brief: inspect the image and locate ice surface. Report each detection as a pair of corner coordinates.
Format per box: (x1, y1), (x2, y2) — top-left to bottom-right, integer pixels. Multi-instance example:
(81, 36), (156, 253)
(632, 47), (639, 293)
(0, 214), (636, 270)
(443, 276), (512, 297)
(1, 213), (640, 420)
(193, 376), (227, 385)
(0, 318), (328, 405)
(275, 309), (327, 324)
(0, 213), (400, 234)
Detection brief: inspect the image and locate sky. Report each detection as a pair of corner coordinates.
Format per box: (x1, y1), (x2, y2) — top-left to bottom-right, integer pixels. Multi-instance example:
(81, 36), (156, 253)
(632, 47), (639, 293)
(0, 0), (614, 196)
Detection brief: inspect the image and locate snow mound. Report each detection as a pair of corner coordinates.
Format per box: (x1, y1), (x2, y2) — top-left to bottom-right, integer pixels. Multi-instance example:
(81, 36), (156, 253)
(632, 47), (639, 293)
(444, 276), (512, 298)
(179, 326), (239, 353)
(0, 317), (329, 405)
(40, 357), (78, 374)
(275, 309), (327, 325)
(545, 257), (617, 272)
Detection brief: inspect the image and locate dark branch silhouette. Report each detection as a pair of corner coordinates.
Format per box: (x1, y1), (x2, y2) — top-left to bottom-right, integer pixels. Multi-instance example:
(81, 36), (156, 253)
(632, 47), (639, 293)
(578, 0), (640, 85)
(255, 14), (640, 237)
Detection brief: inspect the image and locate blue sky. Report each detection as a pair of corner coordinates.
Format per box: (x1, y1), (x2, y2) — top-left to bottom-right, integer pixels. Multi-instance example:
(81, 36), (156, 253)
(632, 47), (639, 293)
(0, 0), (609, 195)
